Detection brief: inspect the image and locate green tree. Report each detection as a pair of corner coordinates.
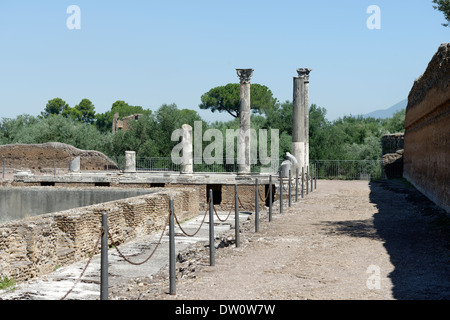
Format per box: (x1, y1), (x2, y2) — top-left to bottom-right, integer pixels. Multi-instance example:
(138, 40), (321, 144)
(309, 104), (330, 160)
(381, 109), (405, 133)
(61, 105), (82, 121)
(0, 114), (39, 144)
(15, 114), (105, 151)
(278, 131), (292, 160)
(199, 83), (277, 118)
(62, 99), (96, 124)
(41, 98), (69, 118)
(123, 114), (160, 157)
(102, 103), (205, 158)
(110, 100), (149, 118)
(342, 136), (381, 160)
(154, 104), (197, 157)
(263, 100), (293, 135)
(432, 0), (450, 26)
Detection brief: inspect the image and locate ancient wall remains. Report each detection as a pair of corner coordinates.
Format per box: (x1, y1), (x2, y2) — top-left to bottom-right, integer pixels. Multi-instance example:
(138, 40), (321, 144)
(381, 133), (404, 179)
(0, 188), (199, 282)
(0, 187), (156, 224)
(403, 43), (449, 213)
(169, 183), (266, 212)
(112, 113), (143, 133)
(0, 142), (117, 174)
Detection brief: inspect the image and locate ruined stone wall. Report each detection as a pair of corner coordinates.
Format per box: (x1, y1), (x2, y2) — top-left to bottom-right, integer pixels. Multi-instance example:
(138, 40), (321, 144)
(381, 133), (404, 179)
(219, 184), (266, 212)
(0, 142), (117, 173)
(0, 188), (198, 282)
(381, 133), (404, 155)
(169, 183), (266, 212)
(403, 43), (450, 213)
(112, 113), (143, 133)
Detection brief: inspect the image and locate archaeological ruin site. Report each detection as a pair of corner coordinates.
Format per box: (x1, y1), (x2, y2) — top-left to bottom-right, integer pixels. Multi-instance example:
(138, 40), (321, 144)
(0, 43), (449, 301)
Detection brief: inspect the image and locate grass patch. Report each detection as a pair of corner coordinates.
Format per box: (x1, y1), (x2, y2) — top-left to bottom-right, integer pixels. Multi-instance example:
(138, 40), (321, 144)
(0, 276), (16, 290)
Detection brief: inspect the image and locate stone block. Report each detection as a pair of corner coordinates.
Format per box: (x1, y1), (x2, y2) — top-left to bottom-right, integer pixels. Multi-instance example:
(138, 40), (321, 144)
(125, 151), (136, 173)
(69, 156), (80, 172)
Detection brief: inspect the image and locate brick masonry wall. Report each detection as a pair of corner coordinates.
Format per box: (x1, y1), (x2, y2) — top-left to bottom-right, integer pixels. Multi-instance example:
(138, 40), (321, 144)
(404, 43), (449, 213)
(169, 183), (266, 212)
(0, 188), (198, 282)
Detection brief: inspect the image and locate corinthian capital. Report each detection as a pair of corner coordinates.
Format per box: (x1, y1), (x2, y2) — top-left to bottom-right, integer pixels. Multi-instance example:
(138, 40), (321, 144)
(236, 69), (254, 84)
(297, 68), (312, 80)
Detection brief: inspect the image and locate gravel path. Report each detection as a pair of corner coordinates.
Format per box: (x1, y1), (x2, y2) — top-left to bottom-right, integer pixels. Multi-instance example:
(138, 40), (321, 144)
(111, 179), (450, 300)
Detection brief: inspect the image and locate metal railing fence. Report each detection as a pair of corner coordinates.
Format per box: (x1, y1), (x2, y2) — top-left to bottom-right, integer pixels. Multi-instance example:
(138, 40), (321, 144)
(120, 157), (281, 173)
(1, 156), (383, 180)
(311, 160), (383, 180)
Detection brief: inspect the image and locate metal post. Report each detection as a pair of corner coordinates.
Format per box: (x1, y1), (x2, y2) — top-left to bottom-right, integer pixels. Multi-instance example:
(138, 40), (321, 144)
(169, 197), (176, 295)
(100, 212), (108, 300)
(209, 189), (215, 266)
(255, 178), (259, 232)
(279, 170), (283, 213)
(311, 171), (313, 193)
(235, 184), (239, 247)
(269, 175), (272, 222)
(288, 170), (292, 207)
(338, 160), (340, 177)
(106, 159), (109, 171)
(315, 165), (317, 190)
(295, 168), (299, 202)
(306, 166), (309, 195)
(301, 167), (304, 199)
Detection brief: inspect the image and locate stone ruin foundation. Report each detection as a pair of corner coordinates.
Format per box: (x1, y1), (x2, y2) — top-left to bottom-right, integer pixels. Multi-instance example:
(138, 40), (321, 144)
(381, 133), (404, 179)
(0, 187), (199, 283)
(403, 43), (449, 213)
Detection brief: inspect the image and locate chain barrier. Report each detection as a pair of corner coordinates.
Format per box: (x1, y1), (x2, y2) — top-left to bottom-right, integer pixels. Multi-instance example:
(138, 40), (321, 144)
(57, 177), (315, 300)
(60, 229), (103, 300)
(210, 189), (237, 222)
(212, 202), (233, 222)
(59, 198), (210, 299)
(61, 211), (170, 299)
(258, 183), (271, 202)
(237, 195), (250, 211)
(108, 213), (170, 266)
(173, 198), (210, 237)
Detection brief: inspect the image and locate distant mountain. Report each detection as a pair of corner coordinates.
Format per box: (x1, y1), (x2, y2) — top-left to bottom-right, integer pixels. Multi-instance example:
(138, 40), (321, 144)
(363, 99), (407, 119)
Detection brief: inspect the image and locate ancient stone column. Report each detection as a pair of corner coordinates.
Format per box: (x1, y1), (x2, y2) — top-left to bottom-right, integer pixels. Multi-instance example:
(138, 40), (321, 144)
(180, 124), (193, 174)
(124, 151), (136, 173)
(292, 68), (311, 171)
(69, 156), (80, 172)
(236, 68), (254, 175)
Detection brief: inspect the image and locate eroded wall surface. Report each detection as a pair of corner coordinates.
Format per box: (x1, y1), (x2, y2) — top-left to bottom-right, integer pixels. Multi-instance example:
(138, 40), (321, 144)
(404, 43), (449, 213)
(0, 188), (199, 282)
(0, 142), (117, 173)
(381, 133), (404, 179)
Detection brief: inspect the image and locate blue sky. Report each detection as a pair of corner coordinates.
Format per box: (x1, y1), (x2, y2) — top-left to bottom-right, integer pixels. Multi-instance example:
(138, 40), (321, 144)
(0, 0), (448, 123)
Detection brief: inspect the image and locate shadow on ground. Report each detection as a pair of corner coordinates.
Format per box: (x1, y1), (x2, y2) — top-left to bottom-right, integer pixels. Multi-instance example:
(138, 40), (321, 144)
(369, 179), (450, 299)
(321, 178), (450, 299)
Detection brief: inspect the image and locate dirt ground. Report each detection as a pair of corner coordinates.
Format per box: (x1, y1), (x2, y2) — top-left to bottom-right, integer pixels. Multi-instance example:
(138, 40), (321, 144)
(109, 179), (450, 300)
